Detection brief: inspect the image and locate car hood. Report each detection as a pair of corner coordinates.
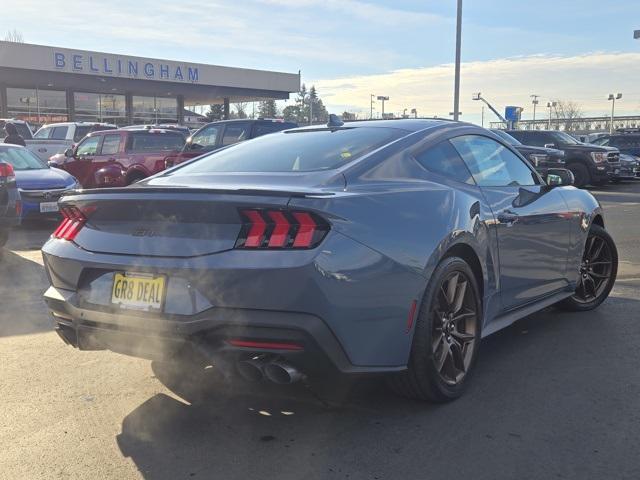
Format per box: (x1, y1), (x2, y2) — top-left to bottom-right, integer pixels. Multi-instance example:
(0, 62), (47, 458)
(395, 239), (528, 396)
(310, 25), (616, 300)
(565, 143), (618, 153)
(514, 145), (565, 158)
(15, 167), (76, 190)
(619, 154), (639, 166)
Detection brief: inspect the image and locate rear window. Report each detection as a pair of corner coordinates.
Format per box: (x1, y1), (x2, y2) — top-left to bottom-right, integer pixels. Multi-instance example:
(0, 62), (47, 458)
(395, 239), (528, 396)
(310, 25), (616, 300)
(175, 127), (405, 173)
(253, 122), (296, 138)
(127, 132), (185, 152)
(3, 122), (33, 139)
(74, 125), (93, 142)
(0, 146), (47, 170)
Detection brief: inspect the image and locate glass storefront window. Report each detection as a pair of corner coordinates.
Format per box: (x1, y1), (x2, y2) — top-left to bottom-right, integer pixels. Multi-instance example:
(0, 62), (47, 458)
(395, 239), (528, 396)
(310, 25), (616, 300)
(6, 88), (69, 126)
(132, 96), (177, 124)
(74, 92), (126, 126)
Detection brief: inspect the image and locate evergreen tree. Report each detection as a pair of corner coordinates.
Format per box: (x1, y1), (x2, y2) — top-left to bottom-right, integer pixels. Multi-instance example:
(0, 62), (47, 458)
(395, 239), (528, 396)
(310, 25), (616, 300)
(206, 104), (224, 121)
(259, 99), (278, 118)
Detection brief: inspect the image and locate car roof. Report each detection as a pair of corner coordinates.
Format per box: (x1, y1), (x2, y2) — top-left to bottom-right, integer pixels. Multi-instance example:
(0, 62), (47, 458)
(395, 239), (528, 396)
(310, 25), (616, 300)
(287, 118), (454, 133)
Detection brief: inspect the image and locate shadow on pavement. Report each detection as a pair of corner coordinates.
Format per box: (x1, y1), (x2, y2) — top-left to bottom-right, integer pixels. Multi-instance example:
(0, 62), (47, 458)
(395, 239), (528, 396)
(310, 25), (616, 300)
(0, 249), (51, 337)
(116, 293), (640, 480)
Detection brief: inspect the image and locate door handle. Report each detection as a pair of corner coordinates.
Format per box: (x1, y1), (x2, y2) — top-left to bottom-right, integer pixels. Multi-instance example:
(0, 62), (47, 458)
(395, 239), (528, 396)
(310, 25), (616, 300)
(497, 211), (519, 226)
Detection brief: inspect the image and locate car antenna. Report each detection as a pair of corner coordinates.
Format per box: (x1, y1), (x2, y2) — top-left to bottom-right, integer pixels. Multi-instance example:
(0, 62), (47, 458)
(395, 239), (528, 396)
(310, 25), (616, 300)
(327, 114), (344, 129)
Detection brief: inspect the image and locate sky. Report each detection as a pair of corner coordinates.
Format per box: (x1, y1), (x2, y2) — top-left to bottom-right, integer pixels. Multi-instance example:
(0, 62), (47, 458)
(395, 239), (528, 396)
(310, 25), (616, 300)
(2, 0), (639, 125)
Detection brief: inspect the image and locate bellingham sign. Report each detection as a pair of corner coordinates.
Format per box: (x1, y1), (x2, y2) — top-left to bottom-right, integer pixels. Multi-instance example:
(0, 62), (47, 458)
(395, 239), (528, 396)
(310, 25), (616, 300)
(53, 52), (199, 83)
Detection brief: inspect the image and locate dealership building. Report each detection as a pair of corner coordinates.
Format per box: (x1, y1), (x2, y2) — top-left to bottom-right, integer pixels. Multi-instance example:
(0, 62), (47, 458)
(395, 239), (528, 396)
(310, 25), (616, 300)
(0, 41), (300, 126)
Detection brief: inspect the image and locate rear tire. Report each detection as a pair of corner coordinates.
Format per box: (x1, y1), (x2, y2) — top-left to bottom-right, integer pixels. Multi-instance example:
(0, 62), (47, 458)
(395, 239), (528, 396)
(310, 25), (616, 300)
(388, 257), (482, 402)
(557, 224), (618, 312)
(568, 163), (590, 188)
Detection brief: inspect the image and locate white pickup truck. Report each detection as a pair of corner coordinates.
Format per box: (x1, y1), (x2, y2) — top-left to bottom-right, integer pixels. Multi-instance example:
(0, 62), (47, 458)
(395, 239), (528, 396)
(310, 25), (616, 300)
(26, 122), (117, 161)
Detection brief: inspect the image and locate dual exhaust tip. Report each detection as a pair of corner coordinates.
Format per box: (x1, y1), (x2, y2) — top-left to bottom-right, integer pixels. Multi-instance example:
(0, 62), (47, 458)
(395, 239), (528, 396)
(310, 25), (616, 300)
(236, 356), (304, 384)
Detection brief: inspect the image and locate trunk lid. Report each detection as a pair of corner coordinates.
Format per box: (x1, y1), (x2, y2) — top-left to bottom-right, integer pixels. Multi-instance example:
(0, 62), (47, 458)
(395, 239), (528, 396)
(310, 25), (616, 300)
(59, 171), (343, 257)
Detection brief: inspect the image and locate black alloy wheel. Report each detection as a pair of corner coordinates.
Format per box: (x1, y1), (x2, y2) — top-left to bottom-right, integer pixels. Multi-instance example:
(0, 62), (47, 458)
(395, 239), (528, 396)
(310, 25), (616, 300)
(558, 224), (618, 311)
(389, 257), (481, 402)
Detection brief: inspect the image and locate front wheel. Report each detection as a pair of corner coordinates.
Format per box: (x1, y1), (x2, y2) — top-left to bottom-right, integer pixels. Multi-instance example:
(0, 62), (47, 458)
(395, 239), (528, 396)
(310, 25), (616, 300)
(567, 163), (590, 188)
(557, 224), (618, 311)
(388, 257), (481, 402)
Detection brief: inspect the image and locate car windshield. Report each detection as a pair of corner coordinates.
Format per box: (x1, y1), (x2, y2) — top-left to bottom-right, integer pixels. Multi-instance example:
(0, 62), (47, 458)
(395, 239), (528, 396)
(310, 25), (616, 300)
(492, 130), (521, 146)
(550, 131), (580, 145)
(175, 127), (406, 173)
(0, 146), (47, 170)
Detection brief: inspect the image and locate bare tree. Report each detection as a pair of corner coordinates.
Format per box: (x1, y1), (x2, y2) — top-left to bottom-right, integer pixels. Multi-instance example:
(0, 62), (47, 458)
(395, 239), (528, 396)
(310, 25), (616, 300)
(552, 100), (583, 131)
(234, 102), (248, 119)
(4, 29), (24, 43)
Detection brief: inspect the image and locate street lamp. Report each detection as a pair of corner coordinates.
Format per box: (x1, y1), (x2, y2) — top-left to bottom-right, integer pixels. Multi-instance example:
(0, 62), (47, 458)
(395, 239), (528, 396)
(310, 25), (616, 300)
(377, 96), (389, 118)
(608, 93), (622, 134)
(410, 108), (417, 119)
(530, 94), (539, 123)
(370, 94), (375, 119)
(546, 101), (557, 129)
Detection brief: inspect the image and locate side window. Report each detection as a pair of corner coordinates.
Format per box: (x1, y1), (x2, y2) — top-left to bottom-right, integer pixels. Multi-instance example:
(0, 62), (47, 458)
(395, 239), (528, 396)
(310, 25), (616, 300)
(190, 125), (220, 149)
(100, 135), (121, 155)
(592, 137), (610, 146)
(51, 126), (69, 140)
(413, 140), (475, 184)
(450, 135), (538, 187)
(253, 123), (282, 138)
(222, 123), (251, 146)
(34, 127), (52, 139)
(74, 126), (92, 142)
(76, 136), (101, 156)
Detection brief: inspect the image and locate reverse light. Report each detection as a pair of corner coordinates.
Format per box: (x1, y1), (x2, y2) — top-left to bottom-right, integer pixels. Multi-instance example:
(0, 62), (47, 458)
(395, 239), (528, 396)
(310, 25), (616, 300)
(236, 209), (329, 249)
(53, 205), (92, 241)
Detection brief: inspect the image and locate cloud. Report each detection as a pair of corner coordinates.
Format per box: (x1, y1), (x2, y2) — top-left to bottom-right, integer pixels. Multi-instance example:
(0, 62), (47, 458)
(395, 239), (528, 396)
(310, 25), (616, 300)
(314, 52), (640, 123)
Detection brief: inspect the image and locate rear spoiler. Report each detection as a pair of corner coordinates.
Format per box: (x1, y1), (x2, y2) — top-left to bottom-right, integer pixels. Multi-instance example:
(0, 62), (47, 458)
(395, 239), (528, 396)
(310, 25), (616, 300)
(60, 186), (336, 200)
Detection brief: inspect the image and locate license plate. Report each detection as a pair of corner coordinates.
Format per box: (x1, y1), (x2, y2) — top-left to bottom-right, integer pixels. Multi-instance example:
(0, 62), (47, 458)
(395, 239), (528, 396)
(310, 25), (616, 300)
(40, 201), (59, 213)
(111, 273), (166, 311)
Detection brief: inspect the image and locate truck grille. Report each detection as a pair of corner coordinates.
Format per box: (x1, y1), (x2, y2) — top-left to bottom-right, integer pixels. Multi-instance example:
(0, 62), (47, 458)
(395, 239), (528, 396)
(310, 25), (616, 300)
(19, 188), (70, 201)
(607, 152), (620, 163)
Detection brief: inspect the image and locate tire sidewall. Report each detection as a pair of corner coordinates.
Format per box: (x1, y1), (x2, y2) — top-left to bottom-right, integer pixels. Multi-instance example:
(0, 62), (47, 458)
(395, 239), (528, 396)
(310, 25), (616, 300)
(568, 163), (590, 188)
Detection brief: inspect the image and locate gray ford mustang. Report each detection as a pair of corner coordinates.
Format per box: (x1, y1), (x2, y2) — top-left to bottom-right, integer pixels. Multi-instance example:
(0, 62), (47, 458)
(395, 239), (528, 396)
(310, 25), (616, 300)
(42, 118), (618, 402)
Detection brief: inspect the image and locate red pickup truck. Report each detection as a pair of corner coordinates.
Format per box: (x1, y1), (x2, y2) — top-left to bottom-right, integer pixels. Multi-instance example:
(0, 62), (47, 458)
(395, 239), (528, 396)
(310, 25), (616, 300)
(51, 128), (185, 188)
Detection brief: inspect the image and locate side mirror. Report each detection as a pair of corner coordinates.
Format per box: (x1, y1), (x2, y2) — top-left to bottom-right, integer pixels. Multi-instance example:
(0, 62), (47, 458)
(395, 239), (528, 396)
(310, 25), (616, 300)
(64, 148), (74, 158)
(546, 168), (574, 186)
(544, 143), (556, 149)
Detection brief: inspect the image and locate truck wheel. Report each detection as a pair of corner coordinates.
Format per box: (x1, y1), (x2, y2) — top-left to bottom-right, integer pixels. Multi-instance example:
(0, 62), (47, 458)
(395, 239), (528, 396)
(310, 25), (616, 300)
(567, 163), (590, 188)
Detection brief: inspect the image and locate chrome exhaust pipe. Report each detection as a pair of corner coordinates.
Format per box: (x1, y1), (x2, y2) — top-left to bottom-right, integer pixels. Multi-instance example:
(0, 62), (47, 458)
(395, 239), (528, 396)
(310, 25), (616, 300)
(263, 360), (304, 384)
(236, 356), (270, 382)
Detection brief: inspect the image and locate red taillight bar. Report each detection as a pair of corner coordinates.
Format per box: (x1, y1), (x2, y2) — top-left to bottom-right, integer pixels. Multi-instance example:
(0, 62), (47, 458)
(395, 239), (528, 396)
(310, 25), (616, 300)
(52, 205), (92, 241)
(226, 339), (304, 351)
(0, 162), (15, 181)
(236, 209), (329, 250)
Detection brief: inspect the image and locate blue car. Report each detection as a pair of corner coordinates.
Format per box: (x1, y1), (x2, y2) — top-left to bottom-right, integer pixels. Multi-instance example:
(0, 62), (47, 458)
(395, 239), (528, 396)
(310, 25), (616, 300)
(42, 118), (618, 402)
(0, 145), (79, 220)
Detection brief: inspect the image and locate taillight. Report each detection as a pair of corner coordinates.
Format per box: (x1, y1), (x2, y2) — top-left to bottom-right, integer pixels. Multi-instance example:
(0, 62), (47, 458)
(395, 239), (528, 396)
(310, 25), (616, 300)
(52, 205), (92, 241)
(236, 209), (329, 249)
(0, 162), (15, 182)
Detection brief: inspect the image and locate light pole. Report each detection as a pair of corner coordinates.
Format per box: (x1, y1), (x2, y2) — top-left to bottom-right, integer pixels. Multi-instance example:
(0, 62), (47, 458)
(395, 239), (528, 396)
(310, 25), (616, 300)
(370, 94), (375, 119)
(530, 94), (539, 124)
(377, 96), (389, 118)
(411, 108), (417, 119)
(453, 0), (463, 121)
(546, 101), (556, 129)
(608, 93), (622, 134)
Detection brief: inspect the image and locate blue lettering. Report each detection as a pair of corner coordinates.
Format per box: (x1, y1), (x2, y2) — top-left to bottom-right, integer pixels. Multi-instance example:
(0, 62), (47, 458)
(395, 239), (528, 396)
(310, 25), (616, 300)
(174, 66), (183, 81)
(144, 62), (154, 77)
(72, 54), (82, 70)
(128, 61), (138, 76)
(54, 52), (65, 68)
(188, 67), (199, 82)
(117, 59), (123, 74)
(89, 56), (99, 72)
(159, 64), (169, 79)
(103, 58), (113, 74)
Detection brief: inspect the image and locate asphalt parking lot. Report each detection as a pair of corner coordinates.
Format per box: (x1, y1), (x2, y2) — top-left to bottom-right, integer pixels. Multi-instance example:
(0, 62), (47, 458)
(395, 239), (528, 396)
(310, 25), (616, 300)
(1, 182), (639, 480)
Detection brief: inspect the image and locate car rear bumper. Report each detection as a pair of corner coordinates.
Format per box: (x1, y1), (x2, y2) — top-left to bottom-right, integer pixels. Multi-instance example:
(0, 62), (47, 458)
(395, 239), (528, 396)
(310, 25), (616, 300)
(44, 285), (406, 376)
(41, 231), (424, 374)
